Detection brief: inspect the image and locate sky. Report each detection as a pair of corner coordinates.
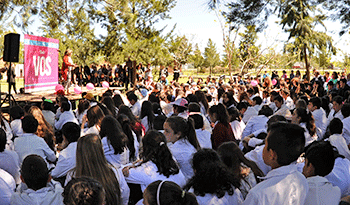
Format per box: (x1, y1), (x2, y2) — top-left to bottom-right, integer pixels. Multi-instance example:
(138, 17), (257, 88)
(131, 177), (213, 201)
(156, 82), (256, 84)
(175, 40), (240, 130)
(155, 0), (350, 62)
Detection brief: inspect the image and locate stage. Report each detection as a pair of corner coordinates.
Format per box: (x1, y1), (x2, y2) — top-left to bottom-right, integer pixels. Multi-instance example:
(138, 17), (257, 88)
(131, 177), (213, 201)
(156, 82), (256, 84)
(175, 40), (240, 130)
(1, 86), (126, 105)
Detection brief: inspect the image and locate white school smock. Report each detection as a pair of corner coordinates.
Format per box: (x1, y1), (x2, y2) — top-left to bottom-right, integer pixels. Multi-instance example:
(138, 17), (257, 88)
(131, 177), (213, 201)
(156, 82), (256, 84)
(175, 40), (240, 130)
(242, 115), (269, 139)
(311, 108), (327, 140)
(0, 149), (20, 184)
(51, 142), (77, 178)
(242, 105), (259, 124)
(243, 164), (309, 205)
(54, 110), (78, 131)
(124, 161), (186, 192)
(102, 136), (129, 168)
(195, 129), (212, 149)
(240, 167), (258, 199)
(10, 180), (64, 205)
(328, 134), (350, 161)
(190, 187), (244, 205)
(14, 133), (56, 165)
(327, 109), (344, 127)
(244, 145), (271, 176)
(2, 120), (13, 150)
(342, 116), (350, 145)
(81, 125), (99, 136)
(0, 168), (15, 205)
(325, 157), (350, 197)
(10, 119), (23, 137)
(300, 123), (317, 147)
(304, 176), (341, 205)
(168, 138), (196, 180)
(231, 120), (246, 141)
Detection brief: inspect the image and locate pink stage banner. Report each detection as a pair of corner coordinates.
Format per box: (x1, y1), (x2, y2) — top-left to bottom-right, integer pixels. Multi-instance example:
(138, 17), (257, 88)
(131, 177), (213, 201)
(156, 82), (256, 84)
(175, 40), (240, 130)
(24, 34), (59, 92)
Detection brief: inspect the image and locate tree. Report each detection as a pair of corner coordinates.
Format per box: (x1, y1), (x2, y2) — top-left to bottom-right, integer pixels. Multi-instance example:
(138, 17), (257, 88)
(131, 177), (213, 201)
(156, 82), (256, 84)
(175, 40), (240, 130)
(204, 38), (221, 74)
(191, 44), (204, 70)
(239, 25), (259, 73)
(168, 35), (192, 69)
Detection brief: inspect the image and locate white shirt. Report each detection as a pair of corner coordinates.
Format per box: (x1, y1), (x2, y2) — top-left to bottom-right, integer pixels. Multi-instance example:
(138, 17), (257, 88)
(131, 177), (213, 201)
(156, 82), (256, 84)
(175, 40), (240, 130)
(191, 187), (244, 205)
(130, 101), (141, 118)
(240, 167), (258, 199)
(244, 145), (271, 176)
(231, 120), (246, 141)
(285, 96), (295, 110)
(2, 120), (13, 150)
(0, 149), (20, 184)
(51, 142), (77, 178)
(14, 133), (56, 164)
(328, 134), (350, 161)
(325, 157), (350, 197)
(42, 110), (55, 128)
(81, 125), (99, 137)
(75, 109), (87, 125)
(300, 123), (317, 147)
(272, 104), (292, 119)
(242, 105), (259, 124)
(160, 101), (173, 116)
(304, 176), (341, 205)
(242, 115), (269, 139)
(243, 164), (309, 205)
(327, 109), (344, 127)
(342, 116), (350, 145)
(10, 119), (23, 137)
(54, 110), (78, 131)
(124, 161), (186, 192)
(195, 129), (212, 149)
(168, 139), (196, 180)
(11, 180), (64, 205)
(102, 137), (129, 168)
(311, 108), (327, 140)
(141, 116), (151, 132)
(0, 168), (15, 205)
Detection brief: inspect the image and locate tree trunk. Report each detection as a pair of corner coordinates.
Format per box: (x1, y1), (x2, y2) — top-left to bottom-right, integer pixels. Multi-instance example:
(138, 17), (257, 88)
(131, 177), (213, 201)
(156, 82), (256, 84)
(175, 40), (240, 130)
(304, 44), (310, 81)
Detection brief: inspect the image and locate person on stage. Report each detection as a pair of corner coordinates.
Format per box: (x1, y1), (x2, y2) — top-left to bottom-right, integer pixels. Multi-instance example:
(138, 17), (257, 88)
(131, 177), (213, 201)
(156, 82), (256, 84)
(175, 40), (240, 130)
(61, 49), (76, 94)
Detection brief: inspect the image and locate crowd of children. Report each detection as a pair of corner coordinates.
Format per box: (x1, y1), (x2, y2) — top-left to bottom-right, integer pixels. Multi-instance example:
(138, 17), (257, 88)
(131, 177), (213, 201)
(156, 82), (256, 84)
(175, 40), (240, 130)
(1, 68), (350, 205)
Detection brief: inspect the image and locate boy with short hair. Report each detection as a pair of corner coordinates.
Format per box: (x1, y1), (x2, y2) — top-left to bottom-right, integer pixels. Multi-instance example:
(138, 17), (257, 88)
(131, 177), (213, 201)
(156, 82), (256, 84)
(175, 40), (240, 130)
(11, 154), (64, 205)
(303, 141), (341, 205)
(244, 122), (308, 205)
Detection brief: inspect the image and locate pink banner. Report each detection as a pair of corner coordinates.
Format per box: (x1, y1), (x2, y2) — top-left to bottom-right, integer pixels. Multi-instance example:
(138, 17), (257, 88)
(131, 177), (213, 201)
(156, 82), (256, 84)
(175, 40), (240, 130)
(24, 34), (59, 92)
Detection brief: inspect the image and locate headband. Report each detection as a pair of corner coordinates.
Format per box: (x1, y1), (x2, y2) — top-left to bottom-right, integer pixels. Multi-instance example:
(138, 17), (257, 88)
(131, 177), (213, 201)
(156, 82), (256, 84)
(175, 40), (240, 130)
(156, 180), (166, 205)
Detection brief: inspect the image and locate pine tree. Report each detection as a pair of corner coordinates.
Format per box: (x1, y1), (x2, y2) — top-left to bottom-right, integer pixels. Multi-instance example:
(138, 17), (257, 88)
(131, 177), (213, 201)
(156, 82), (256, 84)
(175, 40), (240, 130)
(204, 39), (221, 75)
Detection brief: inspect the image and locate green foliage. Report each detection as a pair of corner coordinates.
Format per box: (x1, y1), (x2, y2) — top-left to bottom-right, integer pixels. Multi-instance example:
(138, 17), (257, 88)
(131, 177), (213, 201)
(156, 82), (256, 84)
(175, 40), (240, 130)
(204, 39), (221, 70)
(168, 35), (192, 68)
(191, 43), (205, 70)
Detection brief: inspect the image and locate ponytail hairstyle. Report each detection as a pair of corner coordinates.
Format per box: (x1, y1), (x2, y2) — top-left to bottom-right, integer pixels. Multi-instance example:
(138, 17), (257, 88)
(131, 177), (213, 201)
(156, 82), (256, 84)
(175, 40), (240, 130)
(100, 116), (128, 155)
(295, 108), (316, 137)
(116, 114), (136, 161)
(208, 103), (230, 127)
(141, 101), (155, 130)
(217, 142), (264, 181)
(140, 130), (179, 177)
(195, 90), (209, 113)
(227, 107), (241, 122)
(165, 116), (200, 150)
(144, 180), (198, 205)
(184, 149), (240, 198)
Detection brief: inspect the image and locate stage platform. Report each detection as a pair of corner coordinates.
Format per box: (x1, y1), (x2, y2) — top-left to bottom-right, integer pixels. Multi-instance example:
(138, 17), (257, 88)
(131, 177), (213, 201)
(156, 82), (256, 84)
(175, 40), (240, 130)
(1, 86), (126, 106)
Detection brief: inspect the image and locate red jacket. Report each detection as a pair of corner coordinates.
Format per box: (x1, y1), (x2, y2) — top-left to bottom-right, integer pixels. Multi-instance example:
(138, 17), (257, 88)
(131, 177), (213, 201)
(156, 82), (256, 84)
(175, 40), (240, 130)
(211, 122), (235, 150)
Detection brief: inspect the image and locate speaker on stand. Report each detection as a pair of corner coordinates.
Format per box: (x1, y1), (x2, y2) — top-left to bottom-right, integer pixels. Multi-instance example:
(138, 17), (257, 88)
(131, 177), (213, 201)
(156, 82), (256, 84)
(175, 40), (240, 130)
(2, 33), (20, 108)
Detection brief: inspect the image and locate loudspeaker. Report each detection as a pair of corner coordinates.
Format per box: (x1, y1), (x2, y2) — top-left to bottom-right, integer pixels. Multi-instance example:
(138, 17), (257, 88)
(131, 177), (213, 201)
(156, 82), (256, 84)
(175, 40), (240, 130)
(3, 33), (20, 62)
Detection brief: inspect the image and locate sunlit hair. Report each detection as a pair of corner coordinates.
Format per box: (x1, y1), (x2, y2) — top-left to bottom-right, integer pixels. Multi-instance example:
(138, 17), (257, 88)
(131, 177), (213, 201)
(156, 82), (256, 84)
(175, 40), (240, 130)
(86, 105), (105, 128)
(28, 106), (55, 151)
(101, 96), (117, 118)
(140, 101), (155, 130)
(75, 134), (121, 205)
(100, 116), (128, 155)
(294, 108), (316, 137)
(77, 99), (90, 115)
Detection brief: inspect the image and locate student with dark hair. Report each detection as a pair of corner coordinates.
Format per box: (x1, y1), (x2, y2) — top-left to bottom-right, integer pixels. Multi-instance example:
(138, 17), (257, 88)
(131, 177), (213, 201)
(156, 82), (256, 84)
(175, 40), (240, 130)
(222, 91), (237, 110)
(188, 102), (212, 133)
(14, 115), (56, 165)
(51, 122), (81, 180)
(184, 149), (243, 204)
(308, 96), (327, 139)
(122, 130), (186, 192)
(0, 128), (20, 184)
(9, 105), (24, 137)
(327, 96), (344, 127)
(127, 92), (141, 118)
(244, 122), (308, 204)
(143, 180), (198, 205)
(0, 110), (13, 150)
(81, 105), (105, 136)
(118, 105), (144, 140)
(218, 142), (264, 199)
(242, 96), (262, 124)
(170, 98), (189, 119)
(272, 94), (292, 119)
(41, 99), (56, 128)
(75, 99), (90, 125)
(303, 141), (341, 204)
(189, 114), (212, 149)
(140, 101), (155, 132)
(55, 100), (79, 131)
(327, 118), (350, 161)
(291, 108), (318, 146)
(117, 114), (139, 162)
(195, 90), (210, 115)
(63, 177), (105, 205)
(228, 107), (245, 141)
(242, 105), (273, 139)
(11, 154), (64, 204)
(209, 103), (235, 150)
(100, 116), (130, 168)
(152, 102), (167, 131)
(101, 96), (118, 118)
(164, 116), (200, 180)
(342, 103), (350, 146)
